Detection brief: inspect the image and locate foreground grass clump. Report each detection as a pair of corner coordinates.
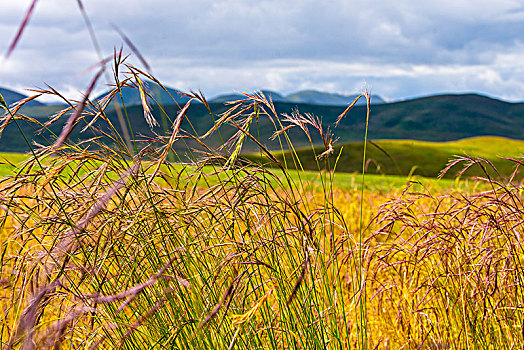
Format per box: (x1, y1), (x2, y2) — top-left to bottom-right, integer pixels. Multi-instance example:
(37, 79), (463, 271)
(1, 62), (524, 349)
(1, 159), (356, 349)
(0, 63), (370, 349)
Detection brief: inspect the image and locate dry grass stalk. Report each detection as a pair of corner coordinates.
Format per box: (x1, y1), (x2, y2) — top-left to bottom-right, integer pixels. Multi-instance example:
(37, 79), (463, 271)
(5, 0), (39, 59)
(10, 280), (59, 350)
(55, 160), (140, 254)
(147, 100), (191, 185)
(50, 69), (103, 153)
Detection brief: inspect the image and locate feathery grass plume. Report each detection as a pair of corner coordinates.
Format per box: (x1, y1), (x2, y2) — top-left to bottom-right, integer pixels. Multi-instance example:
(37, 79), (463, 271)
(335, 92), (366, 127)
(40, 83), (76, 107)
(201, 103), (250, 139)
(10, 93), (44, 112)
(439, 154), (500, 180)
(148, 100), (191, 185)
(10, 280), (59, 350)
(131, 65), (187, 107)
(132, 74), (159, 129)
(283, 110), (334, 159)
(0, 93), (48, 142)
(224, 111), (257, 169)
(5, 0), (39, 59)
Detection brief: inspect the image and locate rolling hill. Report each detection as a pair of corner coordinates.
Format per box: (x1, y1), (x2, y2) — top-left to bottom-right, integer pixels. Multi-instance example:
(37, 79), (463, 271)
(0, 87), (44, 107)
(94, 81), (191, 108)
(244, 136), (524, 179)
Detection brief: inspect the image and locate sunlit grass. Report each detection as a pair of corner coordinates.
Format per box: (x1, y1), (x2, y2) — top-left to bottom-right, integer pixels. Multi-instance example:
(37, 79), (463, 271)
(248, 135), (524, 179)
(0, 150), (480, 194)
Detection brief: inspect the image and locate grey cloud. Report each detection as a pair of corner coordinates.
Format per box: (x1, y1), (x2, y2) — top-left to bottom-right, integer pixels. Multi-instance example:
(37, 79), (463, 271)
(2, 0), (524, 102)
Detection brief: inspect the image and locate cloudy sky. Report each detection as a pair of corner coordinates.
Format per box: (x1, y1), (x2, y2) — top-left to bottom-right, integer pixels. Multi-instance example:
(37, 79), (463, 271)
(2, 0), (524, 103)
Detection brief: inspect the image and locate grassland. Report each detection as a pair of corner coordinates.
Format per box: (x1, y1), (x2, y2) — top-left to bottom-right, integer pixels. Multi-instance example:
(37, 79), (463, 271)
(4, 2), (524, 347)
(246, 136), (524, 180)
(0, 149), (483, 193)
(1, 64), (524, 350)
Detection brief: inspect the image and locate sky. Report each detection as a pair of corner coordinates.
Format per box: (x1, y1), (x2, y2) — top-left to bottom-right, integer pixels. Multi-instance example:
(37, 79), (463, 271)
(2, 0), (524, 103)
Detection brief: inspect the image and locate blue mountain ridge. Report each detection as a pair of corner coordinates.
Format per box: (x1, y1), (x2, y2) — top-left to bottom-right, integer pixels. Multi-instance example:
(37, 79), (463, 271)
(0, 87), (44, 107)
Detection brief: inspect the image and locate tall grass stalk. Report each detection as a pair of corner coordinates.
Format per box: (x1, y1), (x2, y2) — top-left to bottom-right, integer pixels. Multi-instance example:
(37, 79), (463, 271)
(358, 91), (370, 349)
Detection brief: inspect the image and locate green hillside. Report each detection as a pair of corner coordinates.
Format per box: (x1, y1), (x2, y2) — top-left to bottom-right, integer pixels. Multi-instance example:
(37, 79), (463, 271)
(245, 136), (524, 179)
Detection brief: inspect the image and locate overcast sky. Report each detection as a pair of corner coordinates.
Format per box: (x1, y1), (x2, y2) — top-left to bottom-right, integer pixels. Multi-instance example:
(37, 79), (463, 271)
(2, 0), (524, 103)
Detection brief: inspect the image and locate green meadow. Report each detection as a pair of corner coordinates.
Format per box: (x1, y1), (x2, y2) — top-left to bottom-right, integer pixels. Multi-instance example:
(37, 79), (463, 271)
(1, 135), (511, 191)
(3, 134), (522, 187)
(246, 135), (524, 179)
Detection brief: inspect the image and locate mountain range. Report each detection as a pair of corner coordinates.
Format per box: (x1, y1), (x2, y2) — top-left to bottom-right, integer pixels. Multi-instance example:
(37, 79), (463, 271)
(207, 89), (384, 105)
(1, 85), (524, 156)
(0, 84), (385, 109)
(95, 82), (191, 107)
(94, 83), (385, 107)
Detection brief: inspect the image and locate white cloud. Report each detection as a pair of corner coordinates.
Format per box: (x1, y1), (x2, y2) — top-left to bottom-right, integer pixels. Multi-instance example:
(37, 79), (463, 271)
(2, 0), (524, 102)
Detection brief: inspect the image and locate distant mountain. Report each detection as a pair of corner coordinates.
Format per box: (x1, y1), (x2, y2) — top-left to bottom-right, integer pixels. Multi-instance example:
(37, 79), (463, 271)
(259, 90), (289, 103)
(286, 90), (385, 106)
(95, 81), (191, 107)
(4, 92), (524, 158)
(208, 93), (246, 103)
(0, 87), (45, 107)
(210, 90), (290, 104)
(209, 89), (386, 106)
(3, 83), (392, 109)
